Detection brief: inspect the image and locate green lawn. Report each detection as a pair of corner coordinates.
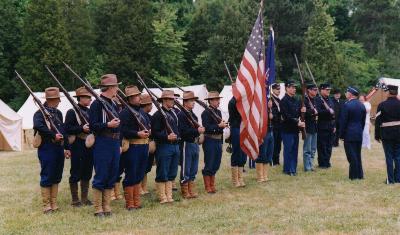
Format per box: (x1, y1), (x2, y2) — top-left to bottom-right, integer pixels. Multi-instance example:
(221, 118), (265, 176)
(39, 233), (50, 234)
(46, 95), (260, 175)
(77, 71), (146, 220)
(1, 140), (399, 235)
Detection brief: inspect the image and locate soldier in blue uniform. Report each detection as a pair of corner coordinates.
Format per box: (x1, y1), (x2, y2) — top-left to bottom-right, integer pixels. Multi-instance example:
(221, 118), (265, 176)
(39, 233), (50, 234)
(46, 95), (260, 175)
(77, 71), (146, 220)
(339, 86), (366, 180)
(139, 93), (153, 195)
(65, 87), (93, 207)
(375, 85), (400, 184)
(228, 96), (247, 187)
(152, 90), (180, 204)
(201, 91), (228, 193)
(89, 74), (121, 217)
(33, 87), (71, 213)
(332, 89), (344, 147)
(178, 91), (205, 198)
(303, 84), (318, 172)
(280, 81), (306, 176)
(270, 83), (283, 166)
(316, 83), (335, 169)
(120, 85), (150, 210)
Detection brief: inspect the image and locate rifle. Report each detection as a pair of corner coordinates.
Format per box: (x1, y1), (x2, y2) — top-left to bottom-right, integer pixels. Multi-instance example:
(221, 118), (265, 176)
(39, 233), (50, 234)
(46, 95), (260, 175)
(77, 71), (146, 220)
(45, 65), (89, 126)
(173, 83), (223, 124)
(150, 79), (200, 129)
(135, 72), (174, 134)
(116, 88), (147, 131)
(224, 61), (234, 83)
(63, 62), (117, 120)
(15, 71), (63, 137)
(293, 57), (315, 112)
(293, 54), (307, 140)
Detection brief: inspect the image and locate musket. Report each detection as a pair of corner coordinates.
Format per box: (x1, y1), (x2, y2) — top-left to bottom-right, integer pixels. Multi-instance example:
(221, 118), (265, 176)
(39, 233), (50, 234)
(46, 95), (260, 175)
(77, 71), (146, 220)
(150, 79), (200, 129)
(63, 62), (117, 120)
(293, 54), (307, 140)
(135, 72), (174, 134)
(234, 64), (239, 73)
(45, 65), (89, 125)
(293, 57), (315, 112)
(224, 61), (234, 83)
(15, 70), (63, 137)
(116, 88), (147, 131)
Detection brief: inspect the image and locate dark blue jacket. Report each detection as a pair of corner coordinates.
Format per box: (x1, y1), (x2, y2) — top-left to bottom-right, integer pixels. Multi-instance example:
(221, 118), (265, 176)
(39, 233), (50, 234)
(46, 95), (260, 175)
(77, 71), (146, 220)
(316, 95), (335, 131)
(201, 107), (224, 135)
(228, 97), (241, 129)
(152, 107), (180, 144)
(280, 94), (301, 133)
(178, 109), (200, 143)
(120, 104), (150, 140)
(375, 97), (400, 141)
(304, 96), (318, 134)
(88, 95), (120, 136)
(65, 104), (90, 135)
(270, 95), (282, 129)
(339, 99), (366, 142)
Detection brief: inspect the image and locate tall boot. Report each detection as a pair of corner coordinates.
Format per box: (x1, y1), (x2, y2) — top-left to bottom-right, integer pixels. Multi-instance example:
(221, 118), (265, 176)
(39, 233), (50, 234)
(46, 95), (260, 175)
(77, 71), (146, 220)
(256, 163), (263, 183)
(112, 182), (122, 200)
(231, 167), (240, 187)
(124, 186), (134, 210)
(93, 188), (104, 217)
(238, 167), (246, 187)
(70, 182), (81, 207)
(140, 174), (149, 195)
(166, 181), (174, 202)
(102, 189), (112, 216)
(172, 180), (178, 191)
(210, 175), (217, 193)
(40, 187), (52, 214)
(50, 184), (59, 211)
(133, 184), (142, 209)
(180, 182), (190, 199)
(203, 175), (212, 194)
(263, 164), (270, 182)
(188, 181), (198, 198)
(80, 180), (92, 206)
(156, 182), (168, 204)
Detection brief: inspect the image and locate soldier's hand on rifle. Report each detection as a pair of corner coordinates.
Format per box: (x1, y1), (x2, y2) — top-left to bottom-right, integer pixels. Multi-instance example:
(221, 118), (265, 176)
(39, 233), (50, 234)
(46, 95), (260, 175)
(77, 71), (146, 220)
(83, 124), (90, 133)
(301, 106), (306, 113)
(138, 130), (150, 139)
(269, 112), (273, 120)
(168, 133), (177, 141)
(218, 120), (228, 128)
(298, 120), (305, 128)
(198, 126), (205, 134)
(329, 108), (334, 115)
(55, 133), (64, 141)
(333, 128), (336, 133)
(107, 118), (120, 128)
(313, 109), (318, 115)
(268, 100), (273, 109)
(64, 150), (71, 159)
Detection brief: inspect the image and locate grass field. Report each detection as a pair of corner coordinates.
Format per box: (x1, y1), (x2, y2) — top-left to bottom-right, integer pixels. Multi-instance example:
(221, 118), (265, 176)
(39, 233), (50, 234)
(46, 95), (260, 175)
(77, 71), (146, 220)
(1, 140), (400, 235)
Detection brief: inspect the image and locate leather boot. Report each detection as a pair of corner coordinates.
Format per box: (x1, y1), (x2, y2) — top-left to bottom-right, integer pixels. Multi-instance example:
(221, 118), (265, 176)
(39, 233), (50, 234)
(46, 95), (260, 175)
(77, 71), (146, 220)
(41, 187), (52, 214)
(203, 175), (212, 194)
(133, 184), (142, 209)
(112, 182), (122, 200)
(238, 167), (246, 187)
(70, 182), (81, 207)
(188, 181), (198, 198)
(166, 181), (174, 202)
(140, 174), (149, 195)
(93, 188), (104, 217)
(231, 167), (240, 187)
(50, 184), (59, 211)
(80, 180), (92, 206)
(156, 182), (168, 204)
(102, 189), (112, 216)
(124, 186), (134, 210)
(256, 163), (263, 183)
(180, 182), (190, 199)
(172, 180), (178, 191)
(263, 164), (270, 182)
(210, 175), (217, 193)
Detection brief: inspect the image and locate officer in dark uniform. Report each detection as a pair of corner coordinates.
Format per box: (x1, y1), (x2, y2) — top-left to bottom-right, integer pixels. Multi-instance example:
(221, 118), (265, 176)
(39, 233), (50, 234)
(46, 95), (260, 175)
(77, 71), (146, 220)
(316, 83), (335, 168)
(140, 93), (153, 195)
(375, 85), (400, 184)
(65, 87), (93, 207)
(33, 87), (70, 213)
(332, 89), (344, 147)
(152, 90), (180, 204)
(280, 81), (305, 176)
(339, 86), (366, 180)
(89, 74), (121, 217)
(270, 83), (282, 165)
(120, 85), (150, 210)
(228, 96), (247, 187)
(178, 91), (205, 198)
(303, 83), (318, 172)
(201, 91), (228, 193)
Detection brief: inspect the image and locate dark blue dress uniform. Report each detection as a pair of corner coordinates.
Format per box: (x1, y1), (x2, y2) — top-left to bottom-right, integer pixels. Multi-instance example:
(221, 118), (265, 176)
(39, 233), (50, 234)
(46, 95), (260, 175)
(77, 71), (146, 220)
(332, 95), (344, 147)
(257, 100), (278, 165)
(280, 93), (301, 175)
(303, 95), (318, 171)
(143, 112), (153, 175)
(271, 94), (283, 165)
(34, 104), (68, 188)
(65, 104), (93, 205)
(228, 97), (247, 167)
(89, 95), (121, 191)
(316, 95), (335, 168)
(339, 93), (366, 180)
(375, 91), (400, 184)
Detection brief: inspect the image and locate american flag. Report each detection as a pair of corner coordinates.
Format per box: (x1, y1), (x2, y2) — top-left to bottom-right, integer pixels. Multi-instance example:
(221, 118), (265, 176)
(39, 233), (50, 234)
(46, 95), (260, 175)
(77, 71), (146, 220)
(232, 3), (267, 160)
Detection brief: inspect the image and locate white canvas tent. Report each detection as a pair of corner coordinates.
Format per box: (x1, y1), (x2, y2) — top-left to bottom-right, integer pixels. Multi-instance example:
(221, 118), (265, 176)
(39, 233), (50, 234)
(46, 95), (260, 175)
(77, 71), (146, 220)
(0, 99), (22, 151)
(142, 84), (209, 125)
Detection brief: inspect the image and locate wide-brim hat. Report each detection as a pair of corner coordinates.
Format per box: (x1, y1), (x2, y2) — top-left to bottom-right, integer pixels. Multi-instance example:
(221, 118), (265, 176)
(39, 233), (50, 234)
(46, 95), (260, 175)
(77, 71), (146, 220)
(140, 94), (152, 105)
(45, 87), (61, 99)
(157, 90), (175, 101)
(98, 74), (121, 87)
(182, 91), (198, 100)
(205, 91), (223, 100)
(73, 86), (92, 97)
(125, 85), (141, 97)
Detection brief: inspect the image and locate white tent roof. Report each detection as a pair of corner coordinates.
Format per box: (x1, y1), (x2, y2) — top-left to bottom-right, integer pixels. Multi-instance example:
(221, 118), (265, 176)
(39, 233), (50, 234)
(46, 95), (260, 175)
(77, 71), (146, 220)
(142, 84), (208, 125)
(18, 90), (100, 130)
(0, 99), (22, 151)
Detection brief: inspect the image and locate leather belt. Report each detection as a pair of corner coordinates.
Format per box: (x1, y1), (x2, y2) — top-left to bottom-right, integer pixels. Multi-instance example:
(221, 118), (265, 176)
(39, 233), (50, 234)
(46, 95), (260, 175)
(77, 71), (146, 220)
(100, 132), (120, 140)
(129, 138), (149, 145)
(381, 121), (400, 127)
(77, 133), (89, 140)
(205, 134), (222, 140)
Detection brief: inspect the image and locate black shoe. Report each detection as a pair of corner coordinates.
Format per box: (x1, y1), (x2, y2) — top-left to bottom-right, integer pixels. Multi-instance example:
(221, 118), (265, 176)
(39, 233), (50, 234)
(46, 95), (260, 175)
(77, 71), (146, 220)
(94, 212), (105, 217)
(71, 201), (82, 207)
(103, 212), (112, 217)
(82, 200), (93, 206)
